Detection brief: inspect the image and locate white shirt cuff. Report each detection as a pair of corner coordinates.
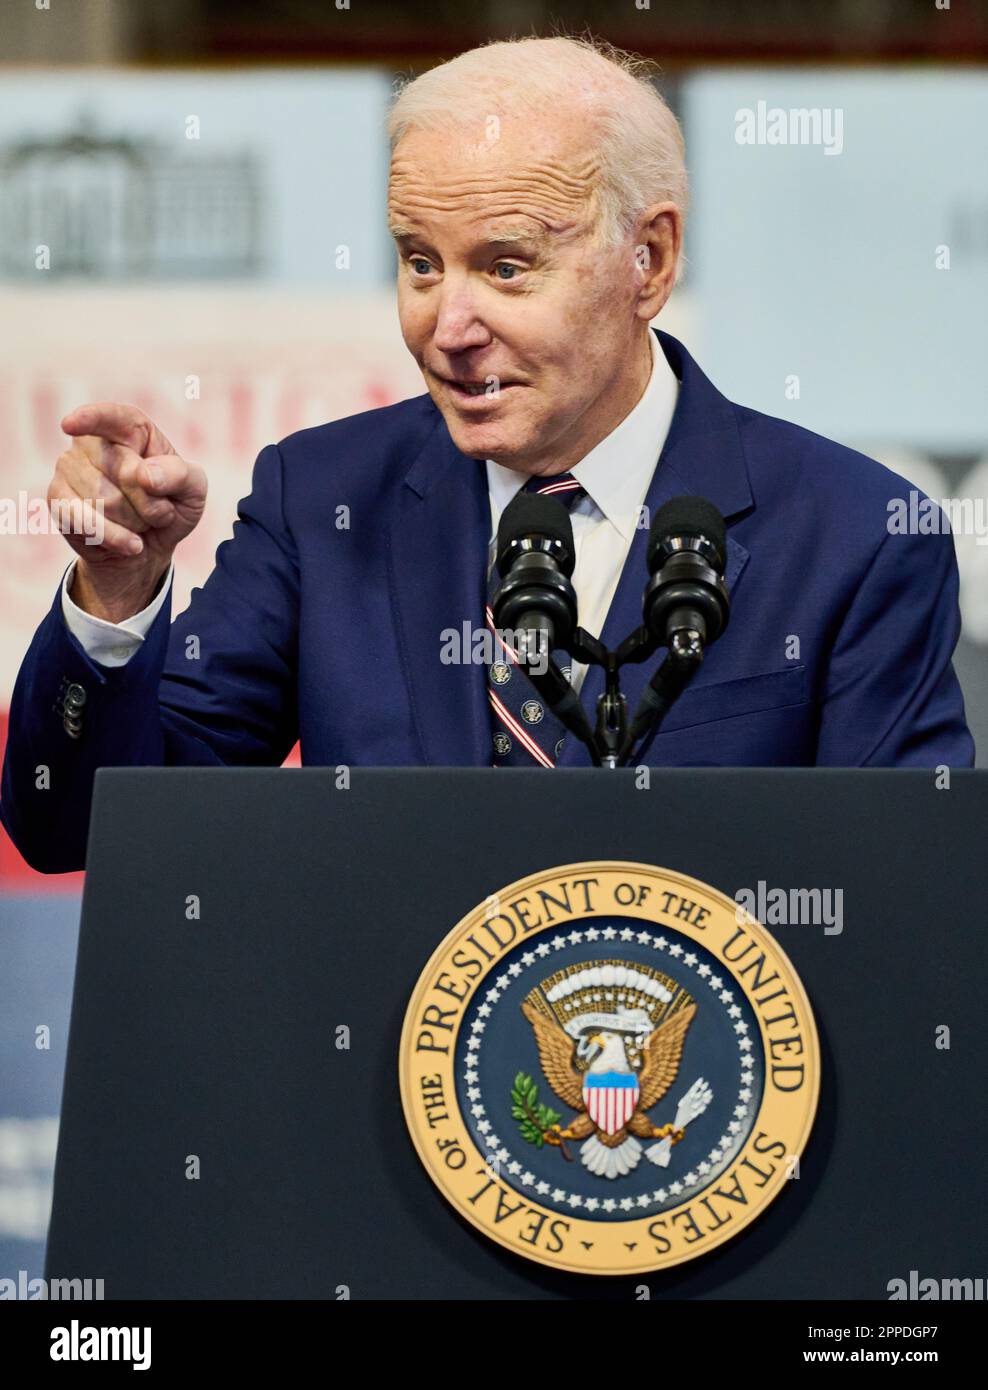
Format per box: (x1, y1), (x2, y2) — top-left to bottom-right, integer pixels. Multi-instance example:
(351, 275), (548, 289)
(60, 559), (174, 668)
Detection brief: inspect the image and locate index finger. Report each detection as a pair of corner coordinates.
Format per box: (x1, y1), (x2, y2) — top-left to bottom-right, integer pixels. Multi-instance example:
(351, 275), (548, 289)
(61, 402), (157, 454)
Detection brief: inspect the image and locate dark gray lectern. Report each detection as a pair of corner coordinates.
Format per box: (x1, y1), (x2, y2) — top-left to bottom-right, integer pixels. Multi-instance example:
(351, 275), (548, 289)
(45, 768), (988, 1299)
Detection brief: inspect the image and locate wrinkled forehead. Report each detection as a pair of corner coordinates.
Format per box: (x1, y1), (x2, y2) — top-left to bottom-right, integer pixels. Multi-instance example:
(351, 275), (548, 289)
(388, 119), (602, 237)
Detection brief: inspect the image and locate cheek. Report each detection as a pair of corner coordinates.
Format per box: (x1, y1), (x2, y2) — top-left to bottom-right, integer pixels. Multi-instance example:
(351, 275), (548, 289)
(396, 283), (428, 348)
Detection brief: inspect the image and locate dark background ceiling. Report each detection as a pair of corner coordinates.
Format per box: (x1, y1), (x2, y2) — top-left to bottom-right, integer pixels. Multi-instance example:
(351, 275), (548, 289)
(3, 0), (986, 66)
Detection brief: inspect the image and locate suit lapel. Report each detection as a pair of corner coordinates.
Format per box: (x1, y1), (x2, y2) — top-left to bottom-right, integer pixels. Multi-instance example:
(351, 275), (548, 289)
(387, 418), (491, 766)
(558, 329), (754, 766)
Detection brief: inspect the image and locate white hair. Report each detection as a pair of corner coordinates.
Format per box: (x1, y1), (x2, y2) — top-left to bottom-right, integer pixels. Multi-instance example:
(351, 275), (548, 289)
(388, 35), (688, 281)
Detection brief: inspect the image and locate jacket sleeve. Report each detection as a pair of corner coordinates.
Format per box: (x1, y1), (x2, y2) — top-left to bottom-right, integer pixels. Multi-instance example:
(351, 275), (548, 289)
(0, 443), (300, 873)
(815, 521), (975, 767)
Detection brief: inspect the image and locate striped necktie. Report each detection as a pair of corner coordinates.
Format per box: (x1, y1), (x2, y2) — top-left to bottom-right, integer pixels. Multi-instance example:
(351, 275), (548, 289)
(486, 472), (586, 767)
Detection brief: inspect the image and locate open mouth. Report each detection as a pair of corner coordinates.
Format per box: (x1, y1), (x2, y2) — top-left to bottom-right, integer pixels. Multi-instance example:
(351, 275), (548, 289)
(440, 376), (523, 400)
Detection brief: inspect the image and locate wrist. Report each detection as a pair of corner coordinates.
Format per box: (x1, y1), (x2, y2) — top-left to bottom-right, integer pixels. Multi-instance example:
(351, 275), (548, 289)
(70, 556), (172, 623)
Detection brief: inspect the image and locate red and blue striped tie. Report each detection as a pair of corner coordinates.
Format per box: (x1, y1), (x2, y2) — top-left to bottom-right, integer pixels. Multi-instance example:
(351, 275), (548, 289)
(486, 472), (585, 767)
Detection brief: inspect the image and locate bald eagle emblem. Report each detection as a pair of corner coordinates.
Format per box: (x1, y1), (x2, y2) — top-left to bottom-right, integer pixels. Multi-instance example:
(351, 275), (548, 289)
(517, 960), (713, 1180)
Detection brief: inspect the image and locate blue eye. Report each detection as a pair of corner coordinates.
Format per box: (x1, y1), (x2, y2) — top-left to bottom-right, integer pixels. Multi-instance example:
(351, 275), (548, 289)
(407, 257), (522, 280)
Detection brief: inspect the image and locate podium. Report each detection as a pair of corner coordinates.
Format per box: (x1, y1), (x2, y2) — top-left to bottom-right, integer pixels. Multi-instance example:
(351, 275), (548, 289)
(45, 767), (988, 1299)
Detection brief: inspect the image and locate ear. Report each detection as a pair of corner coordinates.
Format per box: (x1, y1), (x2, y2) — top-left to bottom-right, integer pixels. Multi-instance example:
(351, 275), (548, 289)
(632, 202), (683, 321)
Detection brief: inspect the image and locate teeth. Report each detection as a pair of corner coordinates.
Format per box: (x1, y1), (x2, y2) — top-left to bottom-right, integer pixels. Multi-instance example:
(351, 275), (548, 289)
(447, 379), (517, 396)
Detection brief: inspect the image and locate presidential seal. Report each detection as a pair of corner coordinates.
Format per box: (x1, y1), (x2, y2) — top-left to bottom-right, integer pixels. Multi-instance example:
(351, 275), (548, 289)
(399, 862), (819, 1276)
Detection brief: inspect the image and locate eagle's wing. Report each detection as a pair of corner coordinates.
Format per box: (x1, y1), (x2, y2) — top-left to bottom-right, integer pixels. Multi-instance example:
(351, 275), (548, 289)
(637, 1003), (697, 1111)
(520, 1002), (584, 1111)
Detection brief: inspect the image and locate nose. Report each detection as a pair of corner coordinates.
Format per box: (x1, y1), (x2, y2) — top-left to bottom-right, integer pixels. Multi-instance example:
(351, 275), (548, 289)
(432, 277), (493, 356)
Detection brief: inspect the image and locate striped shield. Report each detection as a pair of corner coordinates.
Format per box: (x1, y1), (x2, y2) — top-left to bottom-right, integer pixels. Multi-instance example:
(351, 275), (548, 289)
(583, 1071), (640, 1136)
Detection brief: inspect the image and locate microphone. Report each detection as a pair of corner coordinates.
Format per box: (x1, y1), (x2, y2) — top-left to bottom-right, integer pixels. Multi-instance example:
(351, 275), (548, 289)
(643, 496), (730, 657)
(619, 497), (730, 762)
(492, 491), (578, 660)
(490, 491), (597, 757)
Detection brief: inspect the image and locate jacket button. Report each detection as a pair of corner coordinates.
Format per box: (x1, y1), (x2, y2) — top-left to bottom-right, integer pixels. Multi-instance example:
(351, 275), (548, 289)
(64, 683), (87, 708)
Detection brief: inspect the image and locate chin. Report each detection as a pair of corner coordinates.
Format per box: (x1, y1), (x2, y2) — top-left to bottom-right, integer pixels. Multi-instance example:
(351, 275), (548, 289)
(443, 418), (528, 464)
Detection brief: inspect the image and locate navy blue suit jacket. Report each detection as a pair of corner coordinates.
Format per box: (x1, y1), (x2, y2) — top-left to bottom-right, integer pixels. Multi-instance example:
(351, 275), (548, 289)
(0, 330), (974, 871)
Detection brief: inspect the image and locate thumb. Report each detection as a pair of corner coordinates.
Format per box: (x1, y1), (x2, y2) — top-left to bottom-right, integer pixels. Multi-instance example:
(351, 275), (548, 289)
(140, 453), (208, 508)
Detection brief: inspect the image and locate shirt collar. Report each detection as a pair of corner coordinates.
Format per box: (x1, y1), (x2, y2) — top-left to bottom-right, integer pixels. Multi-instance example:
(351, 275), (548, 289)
(486, 328), (679, 544)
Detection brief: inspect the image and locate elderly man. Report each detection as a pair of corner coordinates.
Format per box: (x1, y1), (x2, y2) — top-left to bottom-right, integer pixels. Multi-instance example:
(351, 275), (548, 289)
(0, 36), (974, 872)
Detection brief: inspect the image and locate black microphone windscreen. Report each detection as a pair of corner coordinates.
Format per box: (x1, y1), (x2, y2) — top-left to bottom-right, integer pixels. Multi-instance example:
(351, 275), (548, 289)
(496, 492), (576, 577)
(647, 495), (727, 574)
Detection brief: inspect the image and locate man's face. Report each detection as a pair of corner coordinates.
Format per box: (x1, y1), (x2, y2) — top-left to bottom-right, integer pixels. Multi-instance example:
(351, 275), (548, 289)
(388, 118), (646, 475)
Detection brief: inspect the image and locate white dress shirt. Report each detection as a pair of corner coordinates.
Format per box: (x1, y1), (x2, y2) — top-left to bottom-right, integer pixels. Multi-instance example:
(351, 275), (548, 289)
(62, 330), (679, 677)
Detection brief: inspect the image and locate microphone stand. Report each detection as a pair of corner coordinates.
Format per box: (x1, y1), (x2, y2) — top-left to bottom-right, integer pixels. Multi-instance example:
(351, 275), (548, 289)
(567, 630), (624, 768)
(568, 625), (705, 768)
(511, 625), (704, 769)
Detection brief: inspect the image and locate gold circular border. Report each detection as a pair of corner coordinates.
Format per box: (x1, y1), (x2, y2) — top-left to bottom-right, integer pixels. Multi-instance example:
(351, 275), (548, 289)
(399, 861), (820, 1277)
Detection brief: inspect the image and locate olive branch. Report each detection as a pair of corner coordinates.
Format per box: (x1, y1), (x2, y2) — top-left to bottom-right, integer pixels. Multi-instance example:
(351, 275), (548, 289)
(511, 1071), (569, 1157)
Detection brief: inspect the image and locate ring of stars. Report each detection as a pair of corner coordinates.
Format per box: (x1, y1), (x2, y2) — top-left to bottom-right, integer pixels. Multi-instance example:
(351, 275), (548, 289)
(458, 923), (759, 1218)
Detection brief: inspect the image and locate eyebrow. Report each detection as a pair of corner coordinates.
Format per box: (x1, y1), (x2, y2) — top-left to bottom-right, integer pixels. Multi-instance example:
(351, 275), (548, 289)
(389, 223), (549, 251)
(475, 226), (549, 249)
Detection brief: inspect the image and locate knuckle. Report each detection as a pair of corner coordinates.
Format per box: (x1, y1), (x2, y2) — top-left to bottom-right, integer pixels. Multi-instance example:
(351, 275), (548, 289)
(117, 458), (140, 489)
